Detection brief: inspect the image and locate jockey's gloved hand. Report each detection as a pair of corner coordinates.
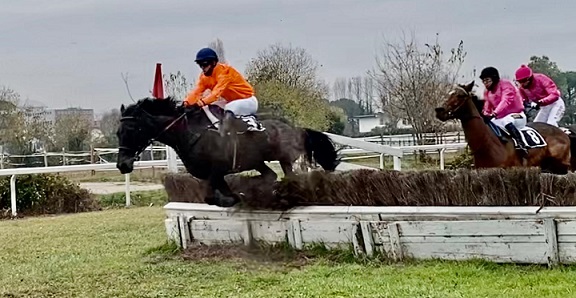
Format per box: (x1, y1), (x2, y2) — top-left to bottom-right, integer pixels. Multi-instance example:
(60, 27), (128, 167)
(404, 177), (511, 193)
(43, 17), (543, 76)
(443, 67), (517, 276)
(530, 102), (539, 109)
(178, 102), (194, 114)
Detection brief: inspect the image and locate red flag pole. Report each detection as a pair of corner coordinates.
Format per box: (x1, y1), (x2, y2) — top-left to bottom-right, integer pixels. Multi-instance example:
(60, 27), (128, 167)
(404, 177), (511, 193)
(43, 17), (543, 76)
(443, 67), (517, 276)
(152, 63), (164, 99)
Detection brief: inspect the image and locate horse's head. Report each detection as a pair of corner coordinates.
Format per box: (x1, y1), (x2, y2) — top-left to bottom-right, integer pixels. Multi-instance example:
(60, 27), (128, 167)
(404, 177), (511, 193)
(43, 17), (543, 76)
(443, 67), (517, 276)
(435, 81), (476, 121)
(116, 97), (182, 174)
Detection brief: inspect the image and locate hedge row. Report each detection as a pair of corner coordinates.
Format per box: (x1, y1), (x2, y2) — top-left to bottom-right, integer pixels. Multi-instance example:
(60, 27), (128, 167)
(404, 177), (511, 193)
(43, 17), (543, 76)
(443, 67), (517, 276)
(0, 174), (99, 218)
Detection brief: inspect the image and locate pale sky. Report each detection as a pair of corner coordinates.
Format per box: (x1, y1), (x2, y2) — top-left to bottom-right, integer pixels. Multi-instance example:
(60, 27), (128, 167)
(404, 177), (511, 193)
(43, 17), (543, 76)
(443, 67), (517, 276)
(1, 0), (575, 114)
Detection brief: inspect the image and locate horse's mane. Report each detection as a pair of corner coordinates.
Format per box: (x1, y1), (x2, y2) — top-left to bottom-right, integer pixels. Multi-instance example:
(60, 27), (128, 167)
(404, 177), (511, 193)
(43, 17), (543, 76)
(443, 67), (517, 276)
(469, 91), (485, 114)
(463, 88), (491, 123)
(123, 96), (180, 116)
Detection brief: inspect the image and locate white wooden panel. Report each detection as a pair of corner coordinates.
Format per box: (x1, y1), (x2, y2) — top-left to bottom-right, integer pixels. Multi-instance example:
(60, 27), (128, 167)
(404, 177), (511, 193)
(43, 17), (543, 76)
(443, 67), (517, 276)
(397, 220), (544, 237)
(163, 203), (576, 265)
(536, 207), (576, 219)
(178, 215), (190, 249)
(369, 222), (392, 254)
(543, 218), (559, 266)
(557, 235), (576, 243)
(164, 203), (549, 222)
(299, 221), (357, 247)
(399, 235), (545, 243)
(291, 219), (303, 249)
(558, 243), (576, 263)
(402, 242), (549, 264)
(189, 220), (247, 244)
(360, 221), (375, 257)
(556, 220), (576, 236)
(249, 221), (287, 243)
(164, 217), (180, 244)
(388, 223), (402, 260)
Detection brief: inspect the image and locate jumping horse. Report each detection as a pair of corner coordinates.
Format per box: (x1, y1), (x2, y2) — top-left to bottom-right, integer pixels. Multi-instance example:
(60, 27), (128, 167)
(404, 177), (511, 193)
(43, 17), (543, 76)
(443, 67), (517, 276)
(435, 81), (574, 174)
(116, 97), (340, 207)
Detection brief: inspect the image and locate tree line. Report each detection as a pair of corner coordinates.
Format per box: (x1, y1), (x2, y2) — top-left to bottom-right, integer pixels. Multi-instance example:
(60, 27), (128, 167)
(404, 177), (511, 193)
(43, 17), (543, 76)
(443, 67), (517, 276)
(0, 87), (121, 158)
(3, 34), (575, 155)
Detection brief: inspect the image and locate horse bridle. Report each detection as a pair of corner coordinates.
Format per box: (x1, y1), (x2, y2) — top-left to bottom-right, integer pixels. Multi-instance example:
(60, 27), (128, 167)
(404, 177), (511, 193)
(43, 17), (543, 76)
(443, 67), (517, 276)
(118, 112), (187, 161)
(445, 85), (470, 118)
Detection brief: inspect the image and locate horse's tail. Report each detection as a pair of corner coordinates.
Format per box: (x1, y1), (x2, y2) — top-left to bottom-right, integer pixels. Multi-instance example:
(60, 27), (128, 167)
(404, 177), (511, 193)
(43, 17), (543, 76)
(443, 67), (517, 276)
(567, 127), (576, 170)
(303, 128), (341, 171)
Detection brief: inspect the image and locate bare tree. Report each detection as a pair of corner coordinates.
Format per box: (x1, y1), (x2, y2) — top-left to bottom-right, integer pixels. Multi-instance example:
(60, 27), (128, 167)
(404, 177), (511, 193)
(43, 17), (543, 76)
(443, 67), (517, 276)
(98, 109), (121, 147)
(370, 32), (466, 144)
(0, 86), (52, 156)
(362, 76), (375, 114)
(163, 71), (192, 101)
(332, 77), (348, 99)
(208, 38), (226, 63)
(53, 114), (92, 152)
(349, 76), (363, 104)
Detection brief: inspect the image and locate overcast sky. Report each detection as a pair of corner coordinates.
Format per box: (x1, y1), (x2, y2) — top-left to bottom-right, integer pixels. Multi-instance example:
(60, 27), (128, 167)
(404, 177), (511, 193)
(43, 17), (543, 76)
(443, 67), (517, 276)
(1, 0), (575, 114)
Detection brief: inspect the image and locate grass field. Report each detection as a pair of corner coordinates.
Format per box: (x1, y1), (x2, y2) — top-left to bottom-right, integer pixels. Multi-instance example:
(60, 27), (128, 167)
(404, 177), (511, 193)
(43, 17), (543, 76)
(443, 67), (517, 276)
(1, 204), (576, 297)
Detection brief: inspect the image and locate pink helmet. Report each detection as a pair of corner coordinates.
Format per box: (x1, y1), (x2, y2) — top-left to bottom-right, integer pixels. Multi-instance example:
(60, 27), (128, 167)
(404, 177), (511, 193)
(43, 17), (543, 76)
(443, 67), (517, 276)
(515, 64), (533, 81)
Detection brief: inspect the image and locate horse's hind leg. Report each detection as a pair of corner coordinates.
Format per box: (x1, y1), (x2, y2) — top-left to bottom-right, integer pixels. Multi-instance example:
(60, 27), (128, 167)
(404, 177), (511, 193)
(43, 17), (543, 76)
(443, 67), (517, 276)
(280, 160), (295, 177)
(545, 141), (571, 175)
(255, 162), (278, 182)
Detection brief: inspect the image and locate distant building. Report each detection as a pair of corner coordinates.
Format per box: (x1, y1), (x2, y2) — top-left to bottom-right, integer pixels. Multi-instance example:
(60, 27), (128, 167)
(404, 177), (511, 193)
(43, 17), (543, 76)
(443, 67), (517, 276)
(54, 107), (95, 127)
(20, 106), (95, 128)
(350, 112), (412, 133)
(22, 105), (55, 127)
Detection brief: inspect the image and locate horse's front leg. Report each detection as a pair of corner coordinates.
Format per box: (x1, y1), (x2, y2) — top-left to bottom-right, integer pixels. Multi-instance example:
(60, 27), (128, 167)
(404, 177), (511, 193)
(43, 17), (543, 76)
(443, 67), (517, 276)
(209, 173), (240, 207)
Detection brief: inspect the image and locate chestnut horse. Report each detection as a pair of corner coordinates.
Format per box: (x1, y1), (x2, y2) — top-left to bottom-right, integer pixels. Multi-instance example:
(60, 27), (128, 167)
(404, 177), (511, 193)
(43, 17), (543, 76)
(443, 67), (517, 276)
(435, 81), (572, 174)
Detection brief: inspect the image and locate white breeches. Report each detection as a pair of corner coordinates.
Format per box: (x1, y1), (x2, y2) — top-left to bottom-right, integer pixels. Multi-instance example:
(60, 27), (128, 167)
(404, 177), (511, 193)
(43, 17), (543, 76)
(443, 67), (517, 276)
(491, 112), (527, 130)
(534, 98), (565, 127)
(223, 96), (258, 116)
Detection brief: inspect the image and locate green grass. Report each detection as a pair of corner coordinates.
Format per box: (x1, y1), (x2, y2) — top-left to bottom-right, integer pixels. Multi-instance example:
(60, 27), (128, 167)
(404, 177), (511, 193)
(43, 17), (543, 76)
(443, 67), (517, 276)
(1, 207), (576, 297)
(96, 189), (169, 208)
(60, 167), (169, 183)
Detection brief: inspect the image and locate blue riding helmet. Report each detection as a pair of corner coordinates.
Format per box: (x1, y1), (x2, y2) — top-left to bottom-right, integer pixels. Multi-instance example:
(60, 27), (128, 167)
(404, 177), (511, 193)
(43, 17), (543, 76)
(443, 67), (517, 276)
(195, 48), (219, 63)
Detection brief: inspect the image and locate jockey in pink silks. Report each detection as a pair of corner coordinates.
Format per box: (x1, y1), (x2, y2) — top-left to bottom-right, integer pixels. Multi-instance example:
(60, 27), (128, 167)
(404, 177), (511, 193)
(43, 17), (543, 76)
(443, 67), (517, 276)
(515, 64), (565, 127)
(479, 66), (528, 154)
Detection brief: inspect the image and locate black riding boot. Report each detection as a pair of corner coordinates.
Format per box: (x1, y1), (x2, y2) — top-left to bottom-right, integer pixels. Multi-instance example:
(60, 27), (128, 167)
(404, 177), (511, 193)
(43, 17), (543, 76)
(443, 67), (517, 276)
(505, 123), (528, 155)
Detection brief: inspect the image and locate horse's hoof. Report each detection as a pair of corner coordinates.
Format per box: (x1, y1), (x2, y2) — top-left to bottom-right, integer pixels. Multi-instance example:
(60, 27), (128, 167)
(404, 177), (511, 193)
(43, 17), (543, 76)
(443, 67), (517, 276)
(218, 195), (240, 208)
(204, 197), (218, 205)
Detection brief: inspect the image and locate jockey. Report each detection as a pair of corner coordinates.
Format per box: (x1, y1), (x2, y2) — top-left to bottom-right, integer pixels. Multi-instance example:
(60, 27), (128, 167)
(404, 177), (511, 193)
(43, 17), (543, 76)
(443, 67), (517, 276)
(183, 47), (260, 130)
(515, 64), (565, 127)
(479, 66), (529, 154)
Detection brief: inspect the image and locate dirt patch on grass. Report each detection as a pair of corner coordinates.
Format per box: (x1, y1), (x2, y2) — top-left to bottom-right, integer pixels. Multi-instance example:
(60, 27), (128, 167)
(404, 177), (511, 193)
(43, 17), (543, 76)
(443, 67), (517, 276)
(180, 243), (315, 268)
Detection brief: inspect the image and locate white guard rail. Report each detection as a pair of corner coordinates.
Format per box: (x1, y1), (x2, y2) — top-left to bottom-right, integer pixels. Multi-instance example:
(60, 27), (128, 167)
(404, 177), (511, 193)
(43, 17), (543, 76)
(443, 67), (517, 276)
(0, 160), (176, 217)
(324, 133), (404, 170)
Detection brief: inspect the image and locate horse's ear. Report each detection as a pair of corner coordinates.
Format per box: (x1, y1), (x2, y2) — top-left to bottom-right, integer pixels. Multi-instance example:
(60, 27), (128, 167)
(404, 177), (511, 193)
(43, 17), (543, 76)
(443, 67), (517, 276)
(464, 80), (474, 93)
(120, 104), (125, 114)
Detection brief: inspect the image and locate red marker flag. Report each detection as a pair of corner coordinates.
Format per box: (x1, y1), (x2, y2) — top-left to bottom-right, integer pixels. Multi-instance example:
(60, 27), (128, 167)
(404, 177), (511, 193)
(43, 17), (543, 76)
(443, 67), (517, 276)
(152, 63), (164, 99)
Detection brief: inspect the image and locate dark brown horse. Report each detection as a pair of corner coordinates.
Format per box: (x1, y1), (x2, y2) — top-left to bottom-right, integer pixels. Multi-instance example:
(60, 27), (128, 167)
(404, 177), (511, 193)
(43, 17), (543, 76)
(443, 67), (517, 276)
(116, 97), (340, 207)
(435, 81), (572, 174)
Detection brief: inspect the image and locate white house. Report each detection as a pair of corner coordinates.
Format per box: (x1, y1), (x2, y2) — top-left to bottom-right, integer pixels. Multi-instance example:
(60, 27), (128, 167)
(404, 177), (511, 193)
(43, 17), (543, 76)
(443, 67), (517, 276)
(351, 112), (412, 133)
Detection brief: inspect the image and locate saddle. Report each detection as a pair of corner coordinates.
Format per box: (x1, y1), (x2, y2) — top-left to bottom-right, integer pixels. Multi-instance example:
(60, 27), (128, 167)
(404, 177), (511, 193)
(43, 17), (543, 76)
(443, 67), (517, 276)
(486, 121), (547, 149)
(203, 105), (265, 133)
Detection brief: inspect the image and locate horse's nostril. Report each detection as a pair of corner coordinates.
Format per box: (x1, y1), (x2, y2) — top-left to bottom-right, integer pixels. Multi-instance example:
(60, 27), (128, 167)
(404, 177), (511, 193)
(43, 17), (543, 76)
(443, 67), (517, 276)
(435, 107), (445, 113)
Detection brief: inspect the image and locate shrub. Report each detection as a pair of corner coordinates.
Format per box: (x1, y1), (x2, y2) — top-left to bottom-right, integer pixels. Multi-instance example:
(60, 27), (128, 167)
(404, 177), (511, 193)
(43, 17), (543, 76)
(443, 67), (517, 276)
(0, 173), (99, 217)
(448, 148), (474, 169)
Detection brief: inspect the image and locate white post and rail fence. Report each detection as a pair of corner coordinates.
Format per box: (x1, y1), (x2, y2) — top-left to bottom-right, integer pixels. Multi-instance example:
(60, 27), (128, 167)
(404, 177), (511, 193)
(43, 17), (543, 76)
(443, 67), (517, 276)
(0, 133), (469, 217)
